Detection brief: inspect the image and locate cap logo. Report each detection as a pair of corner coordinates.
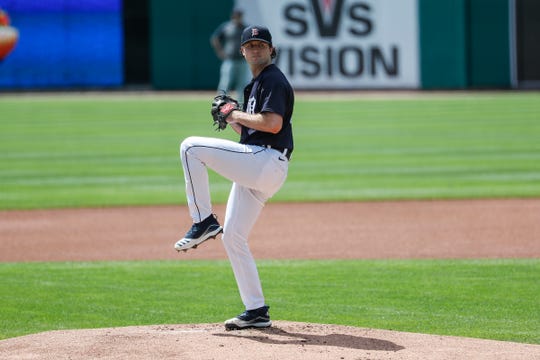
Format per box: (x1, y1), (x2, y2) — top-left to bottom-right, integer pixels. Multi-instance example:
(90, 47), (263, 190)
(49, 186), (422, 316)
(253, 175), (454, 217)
(251, 28), (259, 37)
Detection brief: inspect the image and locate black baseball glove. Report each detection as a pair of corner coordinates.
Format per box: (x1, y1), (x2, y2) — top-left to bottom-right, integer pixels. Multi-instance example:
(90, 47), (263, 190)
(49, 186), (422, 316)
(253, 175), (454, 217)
(211, 94), (239, 131)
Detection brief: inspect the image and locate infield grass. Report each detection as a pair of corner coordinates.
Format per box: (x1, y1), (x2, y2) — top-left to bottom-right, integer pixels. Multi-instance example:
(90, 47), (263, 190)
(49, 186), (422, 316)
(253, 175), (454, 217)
(1, 92), (539, 209)
(0, 259), (538, 344)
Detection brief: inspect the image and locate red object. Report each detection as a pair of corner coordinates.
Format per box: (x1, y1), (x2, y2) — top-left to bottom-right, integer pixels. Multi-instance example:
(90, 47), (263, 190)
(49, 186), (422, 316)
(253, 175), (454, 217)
(0, 30), (18, 60)
(0, 9), (18, 60)
(0, 9), (10, 26)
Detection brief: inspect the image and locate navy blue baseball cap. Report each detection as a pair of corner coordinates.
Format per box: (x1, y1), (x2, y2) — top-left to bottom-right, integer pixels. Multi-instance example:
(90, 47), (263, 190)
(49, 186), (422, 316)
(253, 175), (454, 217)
(241, 26), (272, 46)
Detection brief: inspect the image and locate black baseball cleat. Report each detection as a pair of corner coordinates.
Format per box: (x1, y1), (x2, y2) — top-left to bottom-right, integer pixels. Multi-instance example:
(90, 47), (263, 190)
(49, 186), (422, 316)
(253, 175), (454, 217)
(224, 305), (272, 330)
(174, 214), (223, 252)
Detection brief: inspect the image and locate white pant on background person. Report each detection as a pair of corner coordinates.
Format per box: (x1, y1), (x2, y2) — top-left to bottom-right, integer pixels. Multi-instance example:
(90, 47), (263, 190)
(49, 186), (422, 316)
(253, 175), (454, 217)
(217, 58), (250, 99)
(180, 136), (288, 310)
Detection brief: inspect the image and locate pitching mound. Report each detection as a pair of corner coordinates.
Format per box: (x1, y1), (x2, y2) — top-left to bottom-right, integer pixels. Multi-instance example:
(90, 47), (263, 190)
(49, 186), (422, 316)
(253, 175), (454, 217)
(1, 321), (539, 360)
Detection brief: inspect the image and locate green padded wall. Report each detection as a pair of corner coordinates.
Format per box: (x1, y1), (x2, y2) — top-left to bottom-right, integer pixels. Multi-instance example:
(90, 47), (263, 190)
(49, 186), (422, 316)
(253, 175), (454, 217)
(419, 0), (469, 89)
(468, 0), (511, 88)
(150, 0), (234, 90)
(419, 0), (511, 89)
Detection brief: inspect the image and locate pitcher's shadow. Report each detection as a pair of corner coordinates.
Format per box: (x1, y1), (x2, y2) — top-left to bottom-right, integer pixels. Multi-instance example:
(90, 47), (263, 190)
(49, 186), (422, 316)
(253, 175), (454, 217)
(214, 326), (404, 352)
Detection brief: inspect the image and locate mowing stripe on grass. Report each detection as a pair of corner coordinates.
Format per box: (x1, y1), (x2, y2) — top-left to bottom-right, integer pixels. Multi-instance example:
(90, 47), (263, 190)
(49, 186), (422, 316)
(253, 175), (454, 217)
(1, 93), (539, 209)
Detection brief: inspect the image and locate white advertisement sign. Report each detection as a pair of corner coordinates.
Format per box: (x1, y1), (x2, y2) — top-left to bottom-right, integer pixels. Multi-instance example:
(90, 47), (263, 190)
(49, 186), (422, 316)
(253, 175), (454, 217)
(237, 0), (419, 89)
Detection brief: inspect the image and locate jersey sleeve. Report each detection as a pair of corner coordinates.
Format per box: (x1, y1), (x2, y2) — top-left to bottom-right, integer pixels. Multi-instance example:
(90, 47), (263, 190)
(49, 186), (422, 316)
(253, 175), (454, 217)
(259, 81), (288, 118)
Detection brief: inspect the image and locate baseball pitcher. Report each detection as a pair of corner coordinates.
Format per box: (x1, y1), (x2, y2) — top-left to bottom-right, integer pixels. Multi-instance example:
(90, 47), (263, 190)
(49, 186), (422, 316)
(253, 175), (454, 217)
(175, 25), (295, 330)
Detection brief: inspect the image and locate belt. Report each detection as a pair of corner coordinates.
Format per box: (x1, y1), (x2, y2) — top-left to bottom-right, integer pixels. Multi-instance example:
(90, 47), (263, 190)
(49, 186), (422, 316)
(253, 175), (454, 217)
(265, 145), (291, 160)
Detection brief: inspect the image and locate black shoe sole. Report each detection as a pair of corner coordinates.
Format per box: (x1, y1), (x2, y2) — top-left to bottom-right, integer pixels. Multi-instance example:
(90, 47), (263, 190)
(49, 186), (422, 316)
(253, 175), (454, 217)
(225, 321), (272, 331)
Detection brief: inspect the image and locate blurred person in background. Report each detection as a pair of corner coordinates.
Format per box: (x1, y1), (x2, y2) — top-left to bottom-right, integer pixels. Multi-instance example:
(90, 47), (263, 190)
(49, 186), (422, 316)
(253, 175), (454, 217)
(210, 8), (250, 99)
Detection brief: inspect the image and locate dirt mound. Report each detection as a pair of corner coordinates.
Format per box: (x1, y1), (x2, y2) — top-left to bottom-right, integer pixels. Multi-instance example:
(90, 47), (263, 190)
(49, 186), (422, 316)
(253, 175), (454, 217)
(1, 321), (539, 360)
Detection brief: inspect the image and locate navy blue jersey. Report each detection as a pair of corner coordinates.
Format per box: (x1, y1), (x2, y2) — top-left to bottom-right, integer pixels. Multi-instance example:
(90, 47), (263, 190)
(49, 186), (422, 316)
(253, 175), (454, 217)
(240, 64), (294, 154)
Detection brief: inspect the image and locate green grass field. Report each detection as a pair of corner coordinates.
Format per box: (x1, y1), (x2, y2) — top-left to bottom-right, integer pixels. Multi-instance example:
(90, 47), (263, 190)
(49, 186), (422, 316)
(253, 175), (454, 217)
(1, 92), (539, 343)
(1, 92), (539, 209)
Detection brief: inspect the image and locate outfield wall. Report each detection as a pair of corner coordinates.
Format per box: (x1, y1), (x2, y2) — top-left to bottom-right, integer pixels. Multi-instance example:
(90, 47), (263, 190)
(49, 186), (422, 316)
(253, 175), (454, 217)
(0, 0), (533, 90)
(151, 0), (513, 90)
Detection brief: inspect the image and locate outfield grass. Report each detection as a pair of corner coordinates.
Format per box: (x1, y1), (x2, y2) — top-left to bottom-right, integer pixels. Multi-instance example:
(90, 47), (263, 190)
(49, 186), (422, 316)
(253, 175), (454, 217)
(1, 92), (539, 209)
(0, 259), (538, 344)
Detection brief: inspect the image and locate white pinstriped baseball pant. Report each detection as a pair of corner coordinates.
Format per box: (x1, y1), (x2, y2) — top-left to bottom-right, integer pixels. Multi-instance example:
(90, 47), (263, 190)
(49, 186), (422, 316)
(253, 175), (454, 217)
(180, 136), (288, 310)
